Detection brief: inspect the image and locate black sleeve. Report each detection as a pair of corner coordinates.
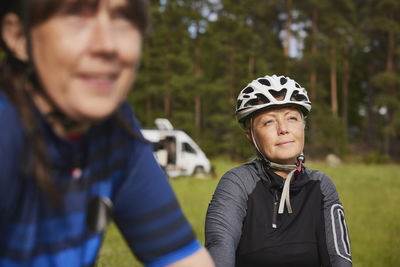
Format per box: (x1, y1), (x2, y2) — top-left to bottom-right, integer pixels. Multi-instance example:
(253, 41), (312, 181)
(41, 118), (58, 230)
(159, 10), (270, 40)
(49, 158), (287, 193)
(205, 166), (258, 267)
(309, 170), (352, 267)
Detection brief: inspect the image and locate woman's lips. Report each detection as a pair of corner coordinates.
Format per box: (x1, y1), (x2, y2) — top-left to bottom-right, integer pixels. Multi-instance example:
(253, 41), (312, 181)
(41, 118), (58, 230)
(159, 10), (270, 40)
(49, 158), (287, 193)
(78, 73), (118, 91)
(276, 141), (294, 146)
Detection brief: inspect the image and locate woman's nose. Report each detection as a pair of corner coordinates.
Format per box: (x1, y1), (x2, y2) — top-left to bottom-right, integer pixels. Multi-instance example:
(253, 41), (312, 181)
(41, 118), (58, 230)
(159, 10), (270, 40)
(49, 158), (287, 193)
(277, 121), (289, 135)
(90, 14), (116, 54)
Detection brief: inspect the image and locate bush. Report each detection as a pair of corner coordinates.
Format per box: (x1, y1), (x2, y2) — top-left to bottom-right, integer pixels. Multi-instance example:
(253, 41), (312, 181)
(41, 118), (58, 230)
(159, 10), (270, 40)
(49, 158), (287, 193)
(362, 150), (392, 164)
(306, 104), (348, 159)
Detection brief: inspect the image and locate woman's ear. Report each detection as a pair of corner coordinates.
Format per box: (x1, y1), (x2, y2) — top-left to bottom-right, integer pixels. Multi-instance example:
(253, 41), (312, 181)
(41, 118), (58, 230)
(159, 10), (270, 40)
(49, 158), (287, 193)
(245, 129), (254, 145)
(1, 13), (28, 61)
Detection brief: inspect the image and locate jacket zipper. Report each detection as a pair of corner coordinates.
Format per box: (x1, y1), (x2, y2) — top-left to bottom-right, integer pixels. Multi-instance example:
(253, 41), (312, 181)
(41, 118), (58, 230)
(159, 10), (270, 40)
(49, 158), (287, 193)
(272, 191), (279, 228)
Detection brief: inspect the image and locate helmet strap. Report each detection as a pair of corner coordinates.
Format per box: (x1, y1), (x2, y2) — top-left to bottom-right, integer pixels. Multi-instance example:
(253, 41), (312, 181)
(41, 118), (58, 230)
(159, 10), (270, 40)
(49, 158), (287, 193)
(250, 116), (306, 214)
(250, 117), (304, 172)
(21, 0), (81, 131)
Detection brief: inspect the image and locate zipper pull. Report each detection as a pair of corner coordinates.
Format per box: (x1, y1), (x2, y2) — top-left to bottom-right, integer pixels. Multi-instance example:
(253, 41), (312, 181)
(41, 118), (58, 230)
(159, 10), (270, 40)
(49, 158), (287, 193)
(272, 190), (279, 228)
(272, 200), (278, 228)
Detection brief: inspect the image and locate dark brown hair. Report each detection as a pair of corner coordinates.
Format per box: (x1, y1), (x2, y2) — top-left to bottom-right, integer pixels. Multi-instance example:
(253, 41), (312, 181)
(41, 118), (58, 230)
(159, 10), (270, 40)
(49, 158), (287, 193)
(0, 0), (149, 203)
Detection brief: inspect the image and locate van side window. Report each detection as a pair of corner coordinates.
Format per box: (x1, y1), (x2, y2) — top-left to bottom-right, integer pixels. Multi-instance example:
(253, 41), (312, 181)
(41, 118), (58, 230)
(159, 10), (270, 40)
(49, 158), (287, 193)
(182, 142), (196, 154)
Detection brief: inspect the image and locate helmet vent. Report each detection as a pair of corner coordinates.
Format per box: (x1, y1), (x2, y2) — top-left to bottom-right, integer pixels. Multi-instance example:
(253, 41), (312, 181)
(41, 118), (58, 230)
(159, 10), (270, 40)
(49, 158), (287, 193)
(290, 91), (308, 102)
(280, 77), (287, 85)
(243, 87), (254, 94)
(270, 89), (287, 101)
(295, 83), (301, 88)
(236, 100), (243, 110)
(258, 79), (271, 86)
(255, 93), (270, 104)
(246, 98), (259, 107)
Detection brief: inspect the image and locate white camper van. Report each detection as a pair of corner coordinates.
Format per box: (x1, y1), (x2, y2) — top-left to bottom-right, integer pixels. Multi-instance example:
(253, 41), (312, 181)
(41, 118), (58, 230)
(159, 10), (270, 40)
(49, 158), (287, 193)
(141, 118), (212, 178)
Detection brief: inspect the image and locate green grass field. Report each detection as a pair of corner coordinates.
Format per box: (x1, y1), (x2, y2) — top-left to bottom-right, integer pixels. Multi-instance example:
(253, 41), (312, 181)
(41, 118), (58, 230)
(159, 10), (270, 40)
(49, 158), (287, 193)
(97, 158), (400, 266)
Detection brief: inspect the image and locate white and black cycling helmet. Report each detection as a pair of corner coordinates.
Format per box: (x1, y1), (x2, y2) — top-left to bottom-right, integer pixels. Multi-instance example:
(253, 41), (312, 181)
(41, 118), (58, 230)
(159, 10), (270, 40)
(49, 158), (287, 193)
(236, 74), (311, 129)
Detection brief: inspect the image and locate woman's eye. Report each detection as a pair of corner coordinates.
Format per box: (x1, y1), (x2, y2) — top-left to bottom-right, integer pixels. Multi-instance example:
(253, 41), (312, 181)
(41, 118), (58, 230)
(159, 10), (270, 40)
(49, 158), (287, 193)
(62, 4), (95, 17)
(111, 9), (138, 28)
(114, 10), (130, 20)
(264, 120), (274, 126)
(289, 116), (298, 121)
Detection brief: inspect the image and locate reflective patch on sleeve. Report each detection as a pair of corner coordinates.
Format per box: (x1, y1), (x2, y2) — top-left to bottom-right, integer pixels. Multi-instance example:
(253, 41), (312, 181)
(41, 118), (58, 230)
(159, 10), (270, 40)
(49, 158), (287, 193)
(331, 204), (352, 262)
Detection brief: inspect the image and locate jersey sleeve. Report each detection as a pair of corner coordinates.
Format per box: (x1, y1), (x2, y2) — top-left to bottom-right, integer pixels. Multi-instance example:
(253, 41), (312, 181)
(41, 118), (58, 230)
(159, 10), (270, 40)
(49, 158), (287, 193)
(205, 166), (256, 267)
(316, 171), (352, 267)
(112, 103), (201, 266)
(0, 94), (26, 215)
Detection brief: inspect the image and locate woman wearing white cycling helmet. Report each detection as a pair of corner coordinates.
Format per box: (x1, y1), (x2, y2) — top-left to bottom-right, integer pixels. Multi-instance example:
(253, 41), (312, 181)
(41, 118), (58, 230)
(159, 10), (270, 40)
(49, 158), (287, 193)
(205, 74), (352, 267)
(0, 0), (214, 266)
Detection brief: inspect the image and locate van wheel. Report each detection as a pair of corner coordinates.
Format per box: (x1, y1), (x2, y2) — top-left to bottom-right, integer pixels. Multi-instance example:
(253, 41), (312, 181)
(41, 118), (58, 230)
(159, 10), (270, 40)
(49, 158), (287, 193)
(193, 166), (206, 178)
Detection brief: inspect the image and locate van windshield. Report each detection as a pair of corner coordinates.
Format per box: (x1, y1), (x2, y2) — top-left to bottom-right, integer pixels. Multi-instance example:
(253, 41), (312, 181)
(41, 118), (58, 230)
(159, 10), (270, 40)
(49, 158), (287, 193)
(182, 142), (196, 154)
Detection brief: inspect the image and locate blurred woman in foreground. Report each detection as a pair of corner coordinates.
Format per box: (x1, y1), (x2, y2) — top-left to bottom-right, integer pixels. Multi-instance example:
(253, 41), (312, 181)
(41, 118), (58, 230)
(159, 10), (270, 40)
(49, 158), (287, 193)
(0, 0), (214, 266)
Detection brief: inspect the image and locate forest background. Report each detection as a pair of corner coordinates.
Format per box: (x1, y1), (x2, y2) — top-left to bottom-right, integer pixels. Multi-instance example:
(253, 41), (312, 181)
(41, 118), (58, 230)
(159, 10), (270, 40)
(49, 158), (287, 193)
(130, 0), (400, 162)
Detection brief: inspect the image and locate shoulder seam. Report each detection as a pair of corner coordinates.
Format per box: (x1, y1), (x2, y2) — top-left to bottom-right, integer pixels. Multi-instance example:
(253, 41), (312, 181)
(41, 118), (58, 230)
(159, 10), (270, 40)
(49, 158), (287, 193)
(227, 164), (260, 193)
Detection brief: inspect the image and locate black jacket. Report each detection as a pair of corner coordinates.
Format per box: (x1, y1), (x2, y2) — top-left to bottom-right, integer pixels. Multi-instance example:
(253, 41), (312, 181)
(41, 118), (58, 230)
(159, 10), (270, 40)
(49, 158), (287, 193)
(205, 159), (352, 267)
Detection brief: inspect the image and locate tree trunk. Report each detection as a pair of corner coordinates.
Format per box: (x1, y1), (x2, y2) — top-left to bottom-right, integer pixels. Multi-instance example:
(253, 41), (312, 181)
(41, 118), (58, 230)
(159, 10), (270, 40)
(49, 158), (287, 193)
(307, 8), (318, 157)
(229, 41), (237, 101)
(383, 113), (391, 156)
(383, 9), (395, 155)
(248, 17), (256, 78)
(342, 44), (350, 132)
(194, 19), (201, 142)
(164, 93), (171, 117)
(163, 65), (171, 117)
(195, 93), (201, 138)
(309, 8), (318, 102)
(386, 11), (394, 73)
(163, 32), (171, 117)
(284, 0), (292, 75)
(366, 61), (376, 149)
(248, 55), (255, 78)
(330, 33), (338, 117)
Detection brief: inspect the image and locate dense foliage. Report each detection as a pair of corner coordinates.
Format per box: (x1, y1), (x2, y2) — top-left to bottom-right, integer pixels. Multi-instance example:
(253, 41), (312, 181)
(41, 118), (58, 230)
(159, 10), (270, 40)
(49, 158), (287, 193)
(129, 0), (400, 161)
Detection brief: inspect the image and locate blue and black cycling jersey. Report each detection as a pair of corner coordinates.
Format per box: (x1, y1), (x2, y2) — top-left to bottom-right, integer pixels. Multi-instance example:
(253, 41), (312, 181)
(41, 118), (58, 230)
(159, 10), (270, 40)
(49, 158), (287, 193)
(0, 92), (201, 267)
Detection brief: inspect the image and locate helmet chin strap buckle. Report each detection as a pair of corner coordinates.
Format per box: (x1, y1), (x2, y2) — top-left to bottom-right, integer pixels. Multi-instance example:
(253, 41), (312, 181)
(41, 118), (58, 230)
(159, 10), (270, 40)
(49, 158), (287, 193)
(297, 153), (305, 164)
(295, 153), (305, 173)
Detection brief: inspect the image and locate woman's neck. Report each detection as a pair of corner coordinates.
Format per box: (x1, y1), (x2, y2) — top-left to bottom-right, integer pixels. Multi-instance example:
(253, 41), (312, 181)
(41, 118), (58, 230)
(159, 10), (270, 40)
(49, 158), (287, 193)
(32, 91), (91, 138)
